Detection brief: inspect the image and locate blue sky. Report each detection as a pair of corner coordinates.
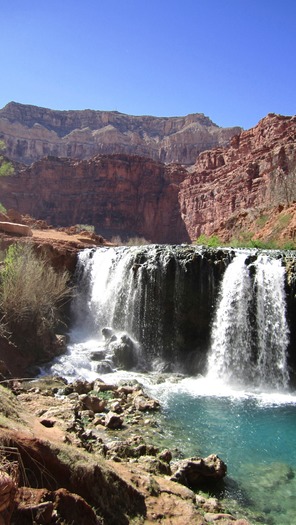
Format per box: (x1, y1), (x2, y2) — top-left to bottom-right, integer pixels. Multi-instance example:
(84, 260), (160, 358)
(1, 0), (295, 129)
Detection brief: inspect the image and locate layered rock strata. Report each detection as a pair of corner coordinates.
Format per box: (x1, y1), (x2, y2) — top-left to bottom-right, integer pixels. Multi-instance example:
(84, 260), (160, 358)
(0, 113), (295, 245)
(179, 113), (296, 240)
(0, 154), (190, 243)
(0, 101), (241, 165)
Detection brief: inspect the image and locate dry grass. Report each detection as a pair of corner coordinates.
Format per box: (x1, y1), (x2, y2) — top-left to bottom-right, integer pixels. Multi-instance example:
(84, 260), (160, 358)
(0, 244), (71, 336)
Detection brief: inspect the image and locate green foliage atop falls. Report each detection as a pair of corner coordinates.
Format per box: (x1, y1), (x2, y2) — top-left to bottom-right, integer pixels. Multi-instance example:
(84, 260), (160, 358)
(196, 233), (296, 250)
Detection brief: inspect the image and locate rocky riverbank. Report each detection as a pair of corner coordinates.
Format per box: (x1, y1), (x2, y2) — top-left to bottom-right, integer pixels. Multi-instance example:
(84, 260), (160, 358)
(0, 375), (252, 525)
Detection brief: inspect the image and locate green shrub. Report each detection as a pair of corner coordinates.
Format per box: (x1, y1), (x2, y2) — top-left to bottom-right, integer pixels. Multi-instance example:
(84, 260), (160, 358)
(256, 214), (269, 227)
(0, 139), (14, 176)
(195, 234), (223, 247)
(75, 224), (95, 233)
(0, 160), (14, 177)
(195, 232), (295, 250)
(0, 202), (7, 214)
(278, 214), (292, 227)
(0, 244), (71, 336)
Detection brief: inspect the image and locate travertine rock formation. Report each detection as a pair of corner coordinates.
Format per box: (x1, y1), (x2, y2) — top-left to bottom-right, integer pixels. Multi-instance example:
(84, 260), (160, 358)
(179, 113), (296, 241)
(0, 154), (190, 243)
(0, 101), (241, 165)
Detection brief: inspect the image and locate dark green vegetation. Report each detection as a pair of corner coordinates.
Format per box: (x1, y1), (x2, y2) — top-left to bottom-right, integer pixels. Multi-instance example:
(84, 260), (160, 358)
(196, 233), (296, 250)
(0, 139), (14, 177)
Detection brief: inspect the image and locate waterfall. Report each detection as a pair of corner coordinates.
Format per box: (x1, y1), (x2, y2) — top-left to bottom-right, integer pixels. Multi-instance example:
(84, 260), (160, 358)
(207, 252), (290, 389)
(207, 254), (254, 383)
(68, 245), (223, 374)
(254, 255), (290, 388)
(46, 245), (291, 386)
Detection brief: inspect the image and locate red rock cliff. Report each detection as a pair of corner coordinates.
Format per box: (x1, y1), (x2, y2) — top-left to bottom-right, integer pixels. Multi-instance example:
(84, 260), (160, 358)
(179, 113), (296, 241)
(0, 113), (295, 245)
(0, 154), (190, 243)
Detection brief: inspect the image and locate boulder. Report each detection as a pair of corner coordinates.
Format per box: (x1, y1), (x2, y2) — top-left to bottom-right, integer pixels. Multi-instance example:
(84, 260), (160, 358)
(105, 411), (123, 429)
(111, 334), (137, 371)
(0, 221), (32, 237)
(71, 379), (94, 395)
(170, 454), (227, 488)
(133, 394), (160, 412)
(95, 361), (114, 374)
(80, 394), (107, 413)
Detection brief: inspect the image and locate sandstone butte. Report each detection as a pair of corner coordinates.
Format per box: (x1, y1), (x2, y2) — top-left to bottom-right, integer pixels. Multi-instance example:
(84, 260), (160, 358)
(0, 108), (295, 245)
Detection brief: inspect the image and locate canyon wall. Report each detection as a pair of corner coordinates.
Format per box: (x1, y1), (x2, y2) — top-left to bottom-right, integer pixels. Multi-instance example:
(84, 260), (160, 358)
(0, 111), (295, 244)
(0, 101), (241, 165)
(179, 113), (296, 241)
(0, 154), (190, 243)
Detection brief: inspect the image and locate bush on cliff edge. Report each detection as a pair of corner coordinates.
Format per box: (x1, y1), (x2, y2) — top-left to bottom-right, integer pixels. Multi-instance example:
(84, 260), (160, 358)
(0, 244), (71, 358)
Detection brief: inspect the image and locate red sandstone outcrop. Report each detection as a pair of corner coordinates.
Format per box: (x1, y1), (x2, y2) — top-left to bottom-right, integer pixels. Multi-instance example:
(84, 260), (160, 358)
(0, 154), (190, 243)
(0, 221), (32, 237)
(179, 113), (296, 241)
(0, 101), (241, 165)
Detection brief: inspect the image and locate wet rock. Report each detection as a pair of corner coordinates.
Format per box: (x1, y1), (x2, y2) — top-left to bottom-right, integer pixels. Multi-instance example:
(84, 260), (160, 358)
(95, 361), (114, 374)
(93, 379), (116, 392)
(110, 400), (123, 413)
(202, 497), (222, 513)
(170, 454), (227, 488)
(133, 393), (160, 411)
(158, 449), (173, 463)
(90, 350), (106, 361)
(105, 411), (123, 429)
(117, 384), (141, 396)
(138, 456), (171, 475)
(102, 327), (115, 341)
(111, 334), (137, 370)
(71, 379), (94, 395)
(80, 394), (107, 413)
(204, 512), (235, 522)
(51, 334), (68, 357)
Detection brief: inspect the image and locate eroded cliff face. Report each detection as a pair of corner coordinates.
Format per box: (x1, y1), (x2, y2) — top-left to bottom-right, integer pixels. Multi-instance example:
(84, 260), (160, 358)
(0, 112), (295, 245)
(0, 154), (190, 243)
(0, 101), (241, 165)
(179, 113), (296, 241)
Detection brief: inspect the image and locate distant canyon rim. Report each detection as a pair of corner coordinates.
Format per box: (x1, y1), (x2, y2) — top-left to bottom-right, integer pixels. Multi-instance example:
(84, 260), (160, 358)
(0, 102), (295, 244)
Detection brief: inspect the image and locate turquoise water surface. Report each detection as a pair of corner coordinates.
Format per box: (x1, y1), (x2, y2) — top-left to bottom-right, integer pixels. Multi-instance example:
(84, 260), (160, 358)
(153, 380), (296, 525)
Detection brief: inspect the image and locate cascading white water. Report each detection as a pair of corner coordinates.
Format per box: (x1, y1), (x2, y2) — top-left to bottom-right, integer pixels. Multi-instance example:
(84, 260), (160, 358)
(80, 246), (138, 334)
(207, 253), (254, 383)
(46, 245), (291, 387)
(74, 245), (179, 346)
(254, 255), (290, 388)
(207, 252), (290, 389)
